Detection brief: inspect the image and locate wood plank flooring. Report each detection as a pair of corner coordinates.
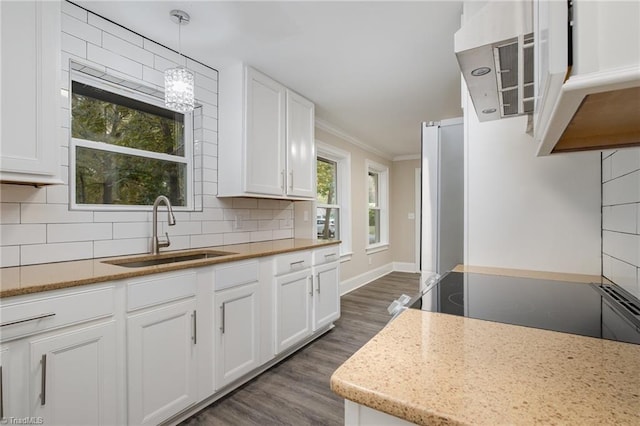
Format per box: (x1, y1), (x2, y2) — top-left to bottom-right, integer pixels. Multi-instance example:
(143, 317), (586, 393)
(180, 271), (420, 426)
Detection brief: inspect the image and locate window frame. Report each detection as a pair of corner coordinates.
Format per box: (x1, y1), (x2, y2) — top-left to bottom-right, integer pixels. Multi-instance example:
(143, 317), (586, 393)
(316, 141), (352, 260)
(366, 159), (389, 253)
(69, 71), (195, 211)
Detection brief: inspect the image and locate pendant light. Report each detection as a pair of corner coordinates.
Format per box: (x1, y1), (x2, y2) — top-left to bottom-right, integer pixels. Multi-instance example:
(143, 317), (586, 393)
(164, 9), (194, 113)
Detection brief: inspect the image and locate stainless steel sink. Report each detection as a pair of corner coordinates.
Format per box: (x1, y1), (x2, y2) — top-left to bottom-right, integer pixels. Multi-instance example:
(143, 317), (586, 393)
(104, 250), (236, 268)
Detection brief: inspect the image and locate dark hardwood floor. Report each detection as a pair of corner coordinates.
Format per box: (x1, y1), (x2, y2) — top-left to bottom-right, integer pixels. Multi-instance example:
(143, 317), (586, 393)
(180, 271), (420, 426)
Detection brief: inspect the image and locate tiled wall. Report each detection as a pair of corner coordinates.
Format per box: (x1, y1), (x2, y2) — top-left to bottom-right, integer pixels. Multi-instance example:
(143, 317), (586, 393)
(0, 1), (293, 267)
(602, 149), (640, 299)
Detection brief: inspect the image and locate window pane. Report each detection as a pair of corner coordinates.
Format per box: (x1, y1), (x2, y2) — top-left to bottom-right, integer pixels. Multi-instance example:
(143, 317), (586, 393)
(72, 81), (185, 157)
(368, 208), (380, 244)
(76, 146), (186, 206)
(368, 172), (378, 207)
(317, 158), (337, 204)
(317, 207), (339, 239)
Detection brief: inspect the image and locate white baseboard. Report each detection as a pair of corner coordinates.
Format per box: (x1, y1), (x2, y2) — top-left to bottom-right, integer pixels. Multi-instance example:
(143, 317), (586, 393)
(340, 263), (394, 295)
(340, 263), (420, 295)
(392, 262), (418, 273)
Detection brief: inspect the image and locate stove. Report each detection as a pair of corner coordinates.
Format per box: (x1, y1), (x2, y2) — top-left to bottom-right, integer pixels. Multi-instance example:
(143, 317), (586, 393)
(408, 272), (640, 345)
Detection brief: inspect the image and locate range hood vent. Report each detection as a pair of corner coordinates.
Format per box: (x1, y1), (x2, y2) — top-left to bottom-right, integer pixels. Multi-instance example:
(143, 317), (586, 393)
(455, 1), (534, 122)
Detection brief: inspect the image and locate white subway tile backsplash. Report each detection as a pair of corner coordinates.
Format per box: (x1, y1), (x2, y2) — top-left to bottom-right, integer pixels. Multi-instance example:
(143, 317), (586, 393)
(46, 185), (69, 205)
(232, 198), (258, 209)
(186, 59), (218, 79)
(154, 55), (180, 73)
(602, 154), (612, 183)
(273, 229), (294, 240)
(274, 209), (293, 220)
(258, 219), (279, 231)
(251, 230), (274, 242)
(93, 238), (149, 258)
(21, 241), (93, 265)
(47, 223), (112, 243)
(251, 210), (274, 220)
(602, 231), (640, 268)
(0, 224), (46, 245)
(102, 33), (153, 67)
(223, 232), (250, 245)
(21, 204), (93, 224)
(62, 33), (87, 58)
(603, 204), (637, 233)
(196, 87), (217, 106)
(190, 208), (224, 222)
(142, 65), (164, 87)
(611, 148), (640, 180)
(602, 171), (640, 206)
(0, 185), (47, 203)
(113, 222), (151, 239)
(88, 14), (143, 47)
(93, 211), (150, 223)
(61, 1), (87, 22)
(143, 39), (184, 65)
(195, 72), (218, 91)
(604, 256), (638, 296)
(162, 220), (202, 236)
(62, 13), (102, 46)
(190, 233), (224, 248)
(202, 221), (233, 234)
(1, 246), (20, 267)
(88, 44), (143, 79)
(258, 199), (281, 210)
(0, 204), (20, 224)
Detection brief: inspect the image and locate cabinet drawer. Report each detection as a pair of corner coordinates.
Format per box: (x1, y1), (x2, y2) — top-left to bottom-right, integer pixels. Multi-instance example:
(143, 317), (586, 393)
(0, 285), (115, 342)
(275, 251), (312, 275)
(215, 260), (259, 291)
(312, 245), (340, 266)
(127, 271), (197, 312)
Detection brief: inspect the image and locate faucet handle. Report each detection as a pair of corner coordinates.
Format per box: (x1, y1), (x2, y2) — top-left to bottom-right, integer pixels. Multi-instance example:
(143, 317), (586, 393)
(158, 232), (171, 248)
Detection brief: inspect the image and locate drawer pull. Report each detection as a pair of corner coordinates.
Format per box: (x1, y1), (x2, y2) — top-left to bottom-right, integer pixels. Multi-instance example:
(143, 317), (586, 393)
(324, 253), (337, 259)
(1, 312), (56, 328)
(0, 365), (4, 419)
(192, 310), (197, 345)
(316, 274), (321, 293)
(290, 260), (305, 270)
(40, 354), (47, 406)
(220, 303), (226, 334)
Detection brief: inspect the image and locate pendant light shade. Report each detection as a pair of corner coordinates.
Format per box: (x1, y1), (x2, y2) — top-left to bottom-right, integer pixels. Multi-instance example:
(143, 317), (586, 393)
(164, 10), (194, 113)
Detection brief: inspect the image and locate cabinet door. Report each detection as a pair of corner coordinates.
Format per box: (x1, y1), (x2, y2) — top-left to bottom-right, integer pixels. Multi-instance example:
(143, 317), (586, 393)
(245, 67), (286, 196)
(215, 282), (260, 387)
(275, 269), (313, 354)
(29, 321), (118, 426)
(0, 1), (61, 185)
(1, 343), (29, 420)
(128, 299), (197, 426)
(286, 90), (316, 198)
(313, 262), (341, 331)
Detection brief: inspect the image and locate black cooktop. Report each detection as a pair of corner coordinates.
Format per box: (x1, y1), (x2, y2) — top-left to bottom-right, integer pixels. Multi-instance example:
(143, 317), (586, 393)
(411, 272), (640, 345)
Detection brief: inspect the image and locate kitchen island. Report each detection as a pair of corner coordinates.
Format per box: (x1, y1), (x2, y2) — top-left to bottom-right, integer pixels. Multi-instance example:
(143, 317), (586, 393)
(331, 293), (640, 425)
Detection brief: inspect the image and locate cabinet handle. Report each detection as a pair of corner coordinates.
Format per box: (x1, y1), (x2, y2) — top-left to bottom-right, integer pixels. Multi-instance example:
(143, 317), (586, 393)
(281, 170), (285, 191)
(289, 170), (294, 190)
(220, 303), (226, 334)
(324, 253), (337, 260)
(40, 354), (47, 406)
(316, 274), (321, 294)
(192, 310), (197, 345)
(290, 260), (305, 270)
(308, 276), (313, 296)
(0, 365), (4, 419)
(0, 312), (55, 327)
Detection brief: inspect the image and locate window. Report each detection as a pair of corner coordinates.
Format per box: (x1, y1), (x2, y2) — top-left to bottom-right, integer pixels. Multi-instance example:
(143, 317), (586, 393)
(70, 72), (195, 209)
(366, 160), (388, 251)
(316, 142), (351, 258)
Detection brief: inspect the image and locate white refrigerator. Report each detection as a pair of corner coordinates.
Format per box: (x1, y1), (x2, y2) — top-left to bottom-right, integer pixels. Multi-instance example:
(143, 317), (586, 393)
(420, 118), (464, 282)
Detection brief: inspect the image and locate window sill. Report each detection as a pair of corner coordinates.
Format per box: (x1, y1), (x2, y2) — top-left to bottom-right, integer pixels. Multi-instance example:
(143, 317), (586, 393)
(365, 243), (389, 255)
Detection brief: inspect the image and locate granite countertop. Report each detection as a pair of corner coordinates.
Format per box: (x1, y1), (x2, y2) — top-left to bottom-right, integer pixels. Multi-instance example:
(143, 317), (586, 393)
(330, 267), (640, 425)
(0, 238), (340, 298)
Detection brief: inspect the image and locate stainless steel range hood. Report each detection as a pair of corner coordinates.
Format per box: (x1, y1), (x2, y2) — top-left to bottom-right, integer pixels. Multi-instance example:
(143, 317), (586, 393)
(455, 1), (534, 122)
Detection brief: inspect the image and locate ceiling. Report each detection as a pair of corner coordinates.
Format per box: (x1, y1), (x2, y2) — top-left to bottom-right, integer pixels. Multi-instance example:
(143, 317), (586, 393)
(76, 1), (464, 159)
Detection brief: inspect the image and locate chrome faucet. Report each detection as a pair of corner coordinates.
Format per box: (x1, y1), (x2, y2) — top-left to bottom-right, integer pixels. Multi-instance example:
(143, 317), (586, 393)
(151, 195), (176, 255)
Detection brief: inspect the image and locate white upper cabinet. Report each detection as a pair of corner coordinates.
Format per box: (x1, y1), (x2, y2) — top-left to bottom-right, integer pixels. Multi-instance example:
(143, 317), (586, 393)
(218, 63), (315, 199)
(0, 1), (62, 185)
(534, 0), (640, 155)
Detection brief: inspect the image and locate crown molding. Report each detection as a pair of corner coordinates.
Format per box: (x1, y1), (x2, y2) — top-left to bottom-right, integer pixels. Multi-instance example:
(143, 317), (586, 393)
(315, 118), (392, 161)
(393, 154), (420, 162)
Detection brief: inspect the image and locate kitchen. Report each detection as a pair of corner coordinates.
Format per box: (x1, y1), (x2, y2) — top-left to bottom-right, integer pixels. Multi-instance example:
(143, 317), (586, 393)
(1, 1), (639, 425)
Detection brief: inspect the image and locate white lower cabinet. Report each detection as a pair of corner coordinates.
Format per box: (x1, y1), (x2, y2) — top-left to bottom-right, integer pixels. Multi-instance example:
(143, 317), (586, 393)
(312, 261), (340, 331)
(30, 321), (118, 426)
(127, 298), (198, 426)
(214, 282), (261, 387)
(275, 269), (313, 354)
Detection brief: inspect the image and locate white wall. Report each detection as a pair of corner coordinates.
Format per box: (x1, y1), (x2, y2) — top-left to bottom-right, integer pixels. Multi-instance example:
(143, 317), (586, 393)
(0, 1), (294, 267)
(602, 149), (640, 299)
(464, 94), (602, 275)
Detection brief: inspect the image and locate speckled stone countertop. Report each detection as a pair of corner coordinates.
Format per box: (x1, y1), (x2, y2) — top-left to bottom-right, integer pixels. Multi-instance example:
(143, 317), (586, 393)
(331, 270), (640, 425)
(0, 238), (339, 298)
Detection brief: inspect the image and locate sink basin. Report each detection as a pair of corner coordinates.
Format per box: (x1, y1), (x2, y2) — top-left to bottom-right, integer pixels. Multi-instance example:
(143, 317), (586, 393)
(104, 250), (236, 268)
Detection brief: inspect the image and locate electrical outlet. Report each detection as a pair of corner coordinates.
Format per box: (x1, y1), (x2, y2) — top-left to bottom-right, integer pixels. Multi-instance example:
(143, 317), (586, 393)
(368, 257), (372, 265)
(303, 210), (309, 221)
